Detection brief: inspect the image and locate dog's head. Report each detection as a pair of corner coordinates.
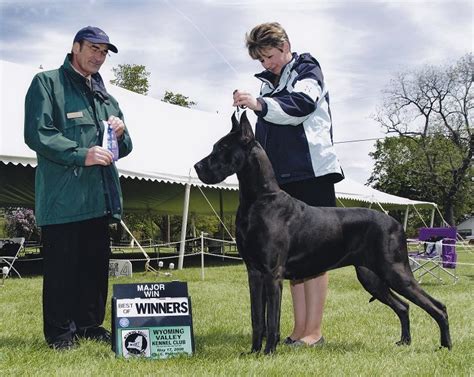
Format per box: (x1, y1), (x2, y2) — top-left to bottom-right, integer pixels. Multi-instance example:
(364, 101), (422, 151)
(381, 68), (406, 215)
(194, 111), (255, 184)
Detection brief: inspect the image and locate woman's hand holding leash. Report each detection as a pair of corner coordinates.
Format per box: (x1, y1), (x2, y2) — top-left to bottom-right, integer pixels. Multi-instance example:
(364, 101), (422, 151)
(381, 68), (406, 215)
(233, 89), (262, 111)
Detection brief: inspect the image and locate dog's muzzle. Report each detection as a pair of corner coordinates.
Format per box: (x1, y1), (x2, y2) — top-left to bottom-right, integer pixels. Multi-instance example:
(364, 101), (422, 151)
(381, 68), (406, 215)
(194, 160), (213, 184)
(194, 159), (225, 185)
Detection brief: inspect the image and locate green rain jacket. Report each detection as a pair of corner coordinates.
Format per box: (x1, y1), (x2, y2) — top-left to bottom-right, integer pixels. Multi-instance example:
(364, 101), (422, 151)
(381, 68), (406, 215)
(24, 54), (133, 226)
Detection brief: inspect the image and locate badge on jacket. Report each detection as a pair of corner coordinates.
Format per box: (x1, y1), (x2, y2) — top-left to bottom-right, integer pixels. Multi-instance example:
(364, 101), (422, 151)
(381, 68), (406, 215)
(66, 111), (84, 119)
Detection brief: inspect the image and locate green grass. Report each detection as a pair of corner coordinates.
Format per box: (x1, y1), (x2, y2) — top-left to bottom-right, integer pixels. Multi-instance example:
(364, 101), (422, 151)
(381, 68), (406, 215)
(1, 251), (473, 376)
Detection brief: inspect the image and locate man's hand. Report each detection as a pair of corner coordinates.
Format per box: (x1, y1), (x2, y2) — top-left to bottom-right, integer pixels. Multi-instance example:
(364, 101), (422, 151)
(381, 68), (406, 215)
(85, 146), (114, 166)
(232, 90), (262, 111)
(107, 115), (125, 139)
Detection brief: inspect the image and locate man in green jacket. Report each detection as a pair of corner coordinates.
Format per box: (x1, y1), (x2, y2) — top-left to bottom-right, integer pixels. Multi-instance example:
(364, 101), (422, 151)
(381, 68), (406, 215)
(24, 26), (133, 350)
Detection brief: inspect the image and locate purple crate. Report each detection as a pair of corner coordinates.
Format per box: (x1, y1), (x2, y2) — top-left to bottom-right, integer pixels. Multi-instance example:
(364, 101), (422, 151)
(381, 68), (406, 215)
(418, 227), (457, 269)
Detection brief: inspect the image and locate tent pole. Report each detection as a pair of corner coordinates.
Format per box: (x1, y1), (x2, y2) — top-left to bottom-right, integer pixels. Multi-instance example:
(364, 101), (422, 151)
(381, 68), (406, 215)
(430, 207), (435, 227)
(166, 215), (171, 244)
(178, 183), (191, 270)
(219, 190), (224, 242)
(148, 211), (154, 245)
(403, 206), (409, 231)
(201, 232), (205, 280)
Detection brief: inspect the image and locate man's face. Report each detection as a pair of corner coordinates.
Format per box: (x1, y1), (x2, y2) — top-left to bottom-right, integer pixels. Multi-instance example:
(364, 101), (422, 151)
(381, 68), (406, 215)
(71, 41), (109, 76)
(258, 42), (292, 76)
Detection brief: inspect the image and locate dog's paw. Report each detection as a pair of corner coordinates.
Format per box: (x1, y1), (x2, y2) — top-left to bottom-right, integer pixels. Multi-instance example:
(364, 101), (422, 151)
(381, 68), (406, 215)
(395, 338), (411, 346)
(240, 350), (261, 357)
(264, 346), (277, 355)
(438, 343), (452, 351)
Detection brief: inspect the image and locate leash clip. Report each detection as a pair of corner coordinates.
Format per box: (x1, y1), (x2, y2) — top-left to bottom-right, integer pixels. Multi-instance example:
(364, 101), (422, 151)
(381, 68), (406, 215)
(234, 105), (247, 122)
(233, 89), (247, 121)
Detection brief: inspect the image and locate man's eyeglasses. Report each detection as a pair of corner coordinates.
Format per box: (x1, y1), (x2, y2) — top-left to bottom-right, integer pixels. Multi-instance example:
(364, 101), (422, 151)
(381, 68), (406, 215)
(84, 42), (110, 57)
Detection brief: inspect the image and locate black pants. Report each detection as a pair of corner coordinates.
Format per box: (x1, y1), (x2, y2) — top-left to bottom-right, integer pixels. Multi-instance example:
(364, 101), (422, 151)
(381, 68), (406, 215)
(41, 217), (110, 344)
(280, 177), (336, 207)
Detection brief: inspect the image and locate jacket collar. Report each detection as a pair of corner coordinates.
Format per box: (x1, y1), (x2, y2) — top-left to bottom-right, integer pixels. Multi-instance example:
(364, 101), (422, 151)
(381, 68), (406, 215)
(62, 54), (110, 101)
(254, 52), (298, 90)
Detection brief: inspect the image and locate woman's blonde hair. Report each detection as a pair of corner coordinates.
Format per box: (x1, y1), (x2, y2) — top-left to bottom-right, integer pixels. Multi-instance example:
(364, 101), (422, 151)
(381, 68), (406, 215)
(245, 22), (291, 60)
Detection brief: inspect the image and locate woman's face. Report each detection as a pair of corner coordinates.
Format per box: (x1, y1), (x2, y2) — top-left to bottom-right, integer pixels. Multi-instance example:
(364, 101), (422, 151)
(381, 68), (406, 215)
(258, 42), (292, 76)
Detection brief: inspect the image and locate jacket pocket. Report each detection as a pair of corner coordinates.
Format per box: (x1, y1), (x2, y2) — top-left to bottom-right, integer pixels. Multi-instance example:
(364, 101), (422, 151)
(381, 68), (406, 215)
(42, 165), (75, 219)
(64, 116), (98, 147)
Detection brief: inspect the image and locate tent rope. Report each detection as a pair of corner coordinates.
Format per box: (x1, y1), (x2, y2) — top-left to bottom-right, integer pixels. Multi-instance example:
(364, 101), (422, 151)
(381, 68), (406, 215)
(197, 185), (235, 241)
(336, 197), (346, 207)
(411, 204), (429, 228)
(120, 220), (158, 273)
(375, 200), (389, 214)
(434, 206), (451, 227)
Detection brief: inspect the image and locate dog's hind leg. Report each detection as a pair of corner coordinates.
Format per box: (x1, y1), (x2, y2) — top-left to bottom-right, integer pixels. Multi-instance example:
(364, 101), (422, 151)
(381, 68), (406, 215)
(355, 266), (411, 346)
(386, 265), (452, 350)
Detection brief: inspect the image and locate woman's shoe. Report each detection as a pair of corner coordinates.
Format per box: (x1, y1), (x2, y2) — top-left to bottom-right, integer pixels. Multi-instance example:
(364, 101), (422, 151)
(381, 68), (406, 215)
(283, 336), (297, 345)
(308, 336), (325, 347)
(289, 336), (325, 347)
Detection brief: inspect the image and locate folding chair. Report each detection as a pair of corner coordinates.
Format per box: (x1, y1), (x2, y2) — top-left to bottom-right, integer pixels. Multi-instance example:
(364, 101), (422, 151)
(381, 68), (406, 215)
(0, 237), (25, 278)
(409, 227), (458, 284)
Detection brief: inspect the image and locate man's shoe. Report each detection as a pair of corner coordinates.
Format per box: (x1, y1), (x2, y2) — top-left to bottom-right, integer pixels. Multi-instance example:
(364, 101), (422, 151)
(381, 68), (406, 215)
(76, 327), (111, 343)
(49, 338), (76, 351)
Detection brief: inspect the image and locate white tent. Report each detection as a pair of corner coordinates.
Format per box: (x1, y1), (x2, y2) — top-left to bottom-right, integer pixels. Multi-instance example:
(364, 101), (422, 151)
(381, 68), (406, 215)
(0, 59), (436, 206)
(0, 59), (437, 253)
(1, 59), (439, 268)
(0, 60), (235, 186)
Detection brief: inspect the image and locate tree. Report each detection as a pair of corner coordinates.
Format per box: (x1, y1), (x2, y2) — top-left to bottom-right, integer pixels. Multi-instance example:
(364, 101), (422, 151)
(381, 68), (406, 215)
(372, 54), (473, 225)
(161, 91), (196, 108)
(368, 136), (473, 227)
(110, 64), (150, 95)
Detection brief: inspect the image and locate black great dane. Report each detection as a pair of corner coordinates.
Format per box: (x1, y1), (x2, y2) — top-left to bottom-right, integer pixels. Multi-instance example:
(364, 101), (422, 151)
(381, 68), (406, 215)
(194, 112), (451, 354)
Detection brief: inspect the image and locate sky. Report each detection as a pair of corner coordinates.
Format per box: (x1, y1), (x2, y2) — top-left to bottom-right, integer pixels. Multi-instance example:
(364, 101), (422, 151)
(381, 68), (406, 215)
(0, 0), (472, 183)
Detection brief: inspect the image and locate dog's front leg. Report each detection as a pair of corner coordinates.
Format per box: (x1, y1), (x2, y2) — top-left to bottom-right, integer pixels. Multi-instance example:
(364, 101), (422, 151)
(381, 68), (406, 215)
(247, 268), (265, 353)
(263, 273), (282, 354)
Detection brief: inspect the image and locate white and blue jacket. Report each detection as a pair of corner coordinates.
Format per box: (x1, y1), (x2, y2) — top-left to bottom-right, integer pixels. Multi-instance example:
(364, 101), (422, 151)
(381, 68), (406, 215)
(254, 52), (344, 185)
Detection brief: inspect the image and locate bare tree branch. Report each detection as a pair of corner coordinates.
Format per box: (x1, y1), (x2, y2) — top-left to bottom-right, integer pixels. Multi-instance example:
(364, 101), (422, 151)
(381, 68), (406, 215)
(372, 53), (473, 225)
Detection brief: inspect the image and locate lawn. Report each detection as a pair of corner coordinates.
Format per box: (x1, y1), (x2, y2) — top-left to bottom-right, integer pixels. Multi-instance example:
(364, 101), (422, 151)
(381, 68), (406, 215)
(1, 250), (473, 376)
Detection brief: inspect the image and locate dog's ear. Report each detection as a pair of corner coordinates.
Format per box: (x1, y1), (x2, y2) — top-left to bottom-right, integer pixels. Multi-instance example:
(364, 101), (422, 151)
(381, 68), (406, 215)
(240, 111), (254, 144)
(231, 112), (240, 132)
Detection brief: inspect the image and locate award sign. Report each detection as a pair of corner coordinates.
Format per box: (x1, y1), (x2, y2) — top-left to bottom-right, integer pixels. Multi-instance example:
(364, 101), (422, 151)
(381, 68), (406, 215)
(112, 282), (195, 359)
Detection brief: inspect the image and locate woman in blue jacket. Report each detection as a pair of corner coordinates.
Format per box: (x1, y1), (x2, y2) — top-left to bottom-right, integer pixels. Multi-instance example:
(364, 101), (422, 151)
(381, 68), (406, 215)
(233, 22), (343, 347)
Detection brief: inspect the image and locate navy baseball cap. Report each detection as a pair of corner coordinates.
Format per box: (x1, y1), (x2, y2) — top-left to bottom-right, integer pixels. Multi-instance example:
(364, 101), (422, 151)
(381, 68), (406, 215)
(73, 26), (118, 53)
